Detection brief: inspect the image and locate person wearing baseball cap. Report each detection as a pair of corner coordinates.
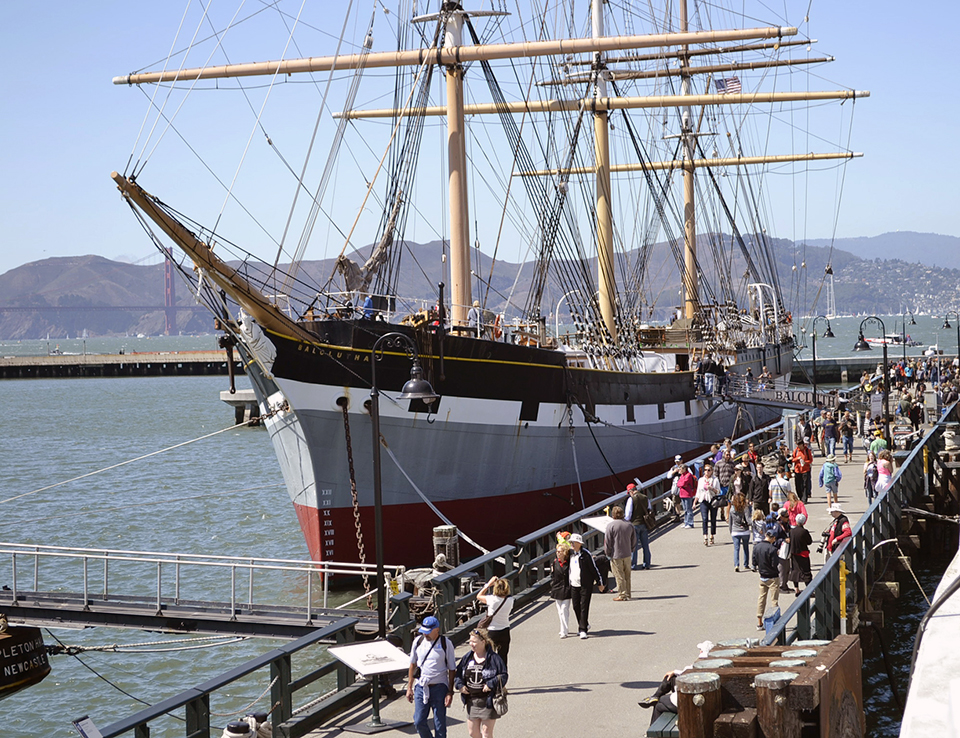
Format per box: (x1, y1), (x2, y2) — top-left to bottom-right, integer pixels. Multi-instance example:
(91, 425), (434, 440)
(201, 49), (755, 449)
(825, 504), (851, 556)
(407, 615), (456, 738)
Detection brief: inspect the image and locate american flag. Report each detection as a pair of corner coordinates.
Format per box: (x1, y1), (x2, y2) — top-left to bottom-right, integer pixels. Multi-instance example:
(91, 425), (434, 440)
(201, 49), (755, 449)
(715, 76), (742, 94)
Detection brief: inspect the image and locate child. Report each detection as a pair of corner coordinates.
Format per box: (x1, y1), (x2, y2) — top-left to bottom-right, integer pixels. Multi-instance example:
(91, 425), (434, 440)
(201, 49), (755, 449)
(750, 509), (766, 572)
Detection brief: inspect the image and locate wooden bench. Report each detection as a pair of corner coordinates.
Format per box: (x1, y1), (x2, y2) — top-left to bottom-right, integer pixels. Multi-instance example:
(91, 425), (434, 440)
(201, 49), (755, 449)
(646, 711), (679, 737)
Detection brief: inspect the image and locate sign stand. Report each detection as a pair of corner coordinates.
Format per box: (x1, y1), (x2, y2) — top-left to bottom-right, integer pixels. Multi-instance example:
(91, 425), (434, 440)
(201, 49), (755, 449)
(329, 639), (412, 734)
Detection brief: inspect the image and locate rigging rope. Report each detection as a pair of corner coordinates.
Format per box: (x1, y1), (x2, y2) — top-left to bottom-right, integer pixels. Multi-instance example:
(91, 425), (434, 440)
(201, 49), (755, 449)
(1, 415), (269, 506)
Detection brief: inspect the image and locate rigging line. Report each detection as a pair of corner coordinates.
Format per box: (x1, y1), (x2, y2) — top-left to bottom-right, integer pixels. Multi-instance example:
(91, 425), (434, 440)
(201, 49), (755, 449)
(43, 630), (161, 712)
(125, 1), (194, 177)
(211, 0), (311, 238)
(51, 636), (248, 655)
(571, 398), (626, 490)
(17, 485), (285, 526)
(1, 418), (263, 506)
(135, 0), (249, 180)
(327, 47), (437, 271)
(380, 441), (489, 555)
(276, 0), (359, 291)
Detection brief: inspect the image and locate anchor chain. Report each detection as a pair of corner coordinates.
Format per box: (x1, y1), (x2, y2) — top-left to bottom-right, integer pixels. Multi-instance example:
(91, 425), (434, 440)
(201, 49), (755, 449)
(340, 401), (374, 607)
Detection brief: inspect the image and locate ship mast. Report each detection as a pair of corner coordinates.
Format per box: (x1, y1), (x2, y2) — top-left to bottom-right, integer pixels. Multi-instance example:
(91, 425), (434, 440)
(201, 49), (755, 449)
(679, 0), (698, 322)
(444, 5), (472, 328)
(593, 0), (617, 342)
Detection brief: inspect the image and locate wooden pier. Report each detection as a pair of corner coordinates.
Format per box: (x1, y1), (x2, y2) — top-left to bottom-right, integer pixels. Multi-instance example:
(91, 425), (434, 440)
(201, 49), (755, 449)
(0, 350), (241, 379)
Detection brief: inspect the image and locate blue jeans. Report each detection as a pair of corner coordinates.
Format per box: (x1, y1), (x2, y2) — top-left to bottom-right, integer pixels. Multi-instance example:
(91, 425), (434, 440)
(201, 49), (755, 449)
(682, 497), (695, 527)
(700, 503), (718, 536)
(413, 683), (449, 738)
(842, 435), (854, 455)
(825, 437), (837, 456)
(732, 534), (750, 568)
(632, 523), (651, 568)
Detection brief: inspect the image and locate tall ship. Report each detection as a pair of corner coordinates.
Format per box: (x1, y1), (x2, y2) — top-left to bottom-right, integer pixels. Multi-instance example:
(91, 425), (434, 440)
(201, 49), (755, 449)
(111, 0), (866, 566)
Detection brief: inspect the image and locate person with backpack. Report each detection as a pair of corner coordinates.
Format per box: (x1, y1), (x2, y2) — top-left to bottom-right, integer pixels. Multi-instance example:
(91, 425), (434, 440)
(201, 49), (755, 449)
(819, 454), (843, 507)
(407, 616), (456, 738)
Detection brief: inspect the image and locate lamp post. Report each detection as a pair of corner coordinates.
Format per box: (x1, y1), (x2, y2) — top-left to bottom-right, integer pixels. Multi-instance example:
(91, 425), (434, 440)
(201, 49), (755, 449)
(810, 315), (834, 403)
(853, 316), (890, 447)
(370, 332), (439, 638)
(943, 311), (959, 367)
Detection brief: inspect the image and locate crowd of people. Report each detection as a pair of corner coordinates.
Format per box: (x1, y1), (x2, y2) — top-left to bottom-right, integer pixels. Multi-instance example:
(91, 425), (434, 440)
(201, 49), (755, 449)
(401, 378), (950, 737)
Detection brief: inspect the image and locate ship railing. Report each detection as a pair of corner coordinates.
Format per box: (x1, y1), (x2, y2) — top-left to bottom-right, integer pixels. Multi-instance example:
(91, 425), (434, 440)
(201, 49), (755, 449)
(428, 420), (786, 642)
(96, 615), (363, 738)
(761, 401), (958, 646)
(0, 543), (404, 618)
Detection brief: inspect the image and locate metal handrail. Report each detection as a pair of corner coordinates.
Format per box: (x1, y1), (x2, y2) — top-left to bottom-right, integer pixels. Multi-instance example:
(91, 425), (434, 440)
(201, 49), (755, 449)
(0, 543), (404, 614)
(762, 402), (957, 644)
(98, 617), (361, 738)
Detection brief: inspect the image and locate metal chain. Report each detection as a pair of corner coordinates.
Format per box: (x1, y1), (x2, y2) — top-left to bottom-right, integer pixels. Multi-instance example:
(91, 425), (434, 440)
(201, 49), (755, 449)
(341, 403), (374, 606)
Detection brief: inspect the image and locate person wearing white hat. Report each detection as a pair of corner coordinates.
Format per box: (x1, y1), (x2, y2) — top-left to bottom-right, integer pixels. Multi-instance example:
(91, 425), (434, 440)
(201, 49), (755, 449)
(567, 534), (600, 639)
(825, 504), (851, 556)
(819, 454), (843, 507)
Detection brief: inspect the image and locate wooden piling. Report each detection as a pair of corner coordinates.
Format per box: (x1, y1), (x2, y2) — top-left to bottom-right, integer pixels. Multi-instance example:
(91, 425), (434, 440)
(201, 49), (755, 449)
(755, 671), (801, 738)
(677, 672), (722, 738)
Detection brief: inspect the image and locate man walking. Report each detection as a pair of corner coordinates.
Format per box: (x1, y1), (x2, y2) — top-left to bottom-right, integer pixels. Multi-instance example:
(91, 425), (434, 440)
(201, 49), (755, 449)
(569, 533), (601, 637)
(604, 506), (637, 601)
(407, 616), (456, 738)
(624, 483), (652, 570)
(755, 526), (781, 630)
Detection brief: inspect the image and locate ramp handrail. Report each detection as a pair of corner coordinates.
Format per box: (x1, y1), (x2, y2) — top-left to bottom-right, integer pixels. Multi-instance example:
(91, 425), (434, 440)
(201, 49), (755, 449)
(0, 543), (404, 616)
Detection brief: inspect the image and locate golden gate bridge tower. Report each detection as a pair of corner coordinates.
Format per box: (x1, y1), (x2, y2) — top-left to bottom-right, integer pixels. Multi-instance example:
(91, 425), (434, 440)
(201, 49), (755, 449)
(163, 247), (176, 335)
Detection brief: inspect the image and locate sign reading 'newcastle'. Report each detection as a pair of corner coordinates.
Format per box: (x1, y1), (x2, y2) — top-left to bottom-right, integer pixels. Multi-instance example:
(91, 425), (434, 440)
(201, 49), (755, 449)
(750, 388), (840, 410)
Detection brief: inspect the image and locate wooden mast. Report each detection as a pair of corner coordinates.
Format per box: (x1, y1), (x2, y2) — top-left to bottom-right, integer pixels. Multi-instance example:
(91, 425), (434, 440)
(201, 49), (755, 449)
(680, 0), (698, 322)
(444, 8), (472, 328)
(593, 0), (617, 343)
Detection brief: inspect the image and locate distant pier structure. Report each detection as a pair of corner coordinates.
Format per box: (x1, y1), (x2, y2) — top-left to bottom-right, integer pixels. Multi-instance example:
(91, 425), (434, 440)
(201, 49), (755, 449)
(0, 351), (242, 379)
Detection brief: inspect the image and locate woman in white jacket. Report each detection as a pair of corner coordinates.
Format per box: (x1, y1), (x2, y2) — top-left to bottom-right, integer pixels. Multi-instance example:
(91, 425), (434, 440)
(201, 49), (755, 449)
(695, 465), (721, 546)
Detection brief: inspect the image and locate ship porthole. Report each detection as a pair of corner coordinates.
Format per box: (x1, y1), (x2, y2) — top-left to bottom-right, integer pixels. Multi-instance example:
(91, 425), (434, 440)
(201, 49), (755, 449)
(363, 399), (372, 414)
(335, 396), (349, 409)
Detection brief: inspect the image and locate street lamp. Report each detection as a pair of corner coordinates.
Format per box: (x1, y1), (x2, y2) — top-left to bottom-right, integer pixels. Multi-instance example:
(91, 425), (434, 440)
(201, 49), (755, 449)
(943, 311), (959, 364)
(853, 316), (890, 446)
(370, 332), (439, 637)
(810, 315), (834, 402)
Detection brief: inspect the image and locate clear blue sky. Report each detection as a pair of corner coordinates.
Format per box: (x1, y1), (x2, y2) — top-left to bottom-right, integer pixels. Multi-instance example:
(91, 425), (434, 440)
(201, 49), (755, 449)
(0, 0), (957, 278)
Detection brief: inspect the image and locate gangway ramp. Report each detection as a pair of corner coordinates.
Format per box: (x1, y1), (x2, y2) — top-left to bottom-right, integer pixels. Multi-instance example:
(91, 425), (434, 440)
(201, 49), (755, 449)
(0, 544), (398, 639)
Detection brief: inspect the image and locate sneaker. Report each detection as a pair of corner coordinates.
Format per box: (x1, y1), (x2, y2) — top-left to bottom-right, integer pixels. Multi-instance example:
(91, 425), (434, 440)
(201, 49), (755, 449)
(638, 696), (659, 708)
(579, 631), (588, 640)
(756, 623), (765, 631)
(559, 633), (568, 639)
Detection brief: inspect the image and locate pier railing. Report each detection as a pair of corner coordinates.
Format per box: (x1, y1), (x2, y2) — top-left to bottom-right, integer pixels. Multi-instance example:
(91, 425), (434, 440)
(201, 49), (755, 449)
(0, 543), (405, 623)
(428, 419), (787, 642)
(762, 403), (957, 645)
(98, 617), (362, 738)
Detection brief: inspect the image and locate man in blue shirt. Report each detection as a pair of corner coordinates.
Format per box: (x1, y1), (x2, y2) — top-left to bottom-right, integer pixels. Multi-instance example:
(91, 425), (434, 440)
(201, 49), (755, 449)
(407, 616), (456, 738)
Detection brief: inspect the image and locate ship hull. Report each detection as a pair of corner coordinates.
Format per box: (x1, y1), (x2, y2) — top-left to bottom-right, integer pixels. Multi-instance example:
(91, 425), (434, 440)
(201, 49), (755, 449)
(244, 321), (791, 566)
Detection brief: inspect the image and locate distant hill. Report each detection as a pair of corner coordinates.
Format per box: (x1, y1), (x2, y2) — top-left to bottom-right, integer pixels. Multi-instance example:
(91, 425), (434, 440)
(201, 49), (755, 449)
(1, 234), (959, 338)
(804, 232), (960, 270)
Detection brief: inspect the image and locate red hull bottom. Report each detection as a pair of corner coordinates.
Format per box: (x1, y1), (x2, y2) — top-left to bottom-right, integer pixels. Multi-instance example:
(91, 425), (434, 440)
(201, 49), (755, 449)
(292, 451), (705, 567)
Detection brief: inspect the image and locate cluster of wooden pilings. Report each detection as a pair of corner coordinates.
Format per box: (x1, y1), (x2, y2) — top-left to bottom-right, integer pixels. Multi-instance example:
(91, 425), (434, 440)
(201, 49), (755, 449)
(674, 635), (864, 738)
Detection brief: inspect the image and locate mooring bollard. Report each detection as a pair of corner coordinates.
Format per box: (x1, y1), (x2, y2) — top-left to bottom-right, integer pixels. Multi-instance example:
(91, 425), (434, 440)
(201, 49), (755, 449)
(755, 671), (801, 738)
(677, 671), (722, 738)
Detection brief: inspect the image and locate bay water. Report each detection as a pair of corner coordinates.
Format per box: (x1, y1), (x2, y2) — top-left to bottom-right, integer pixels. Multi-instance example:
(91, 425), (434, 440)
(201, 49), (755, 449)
(0, 356), (338, 736)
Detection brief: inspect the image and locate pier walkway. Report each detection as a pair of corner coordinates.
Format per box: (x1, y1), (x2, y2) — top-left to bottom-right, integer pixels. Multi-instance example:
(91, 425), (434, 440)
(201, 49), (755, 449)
(308, 444), (875, 736)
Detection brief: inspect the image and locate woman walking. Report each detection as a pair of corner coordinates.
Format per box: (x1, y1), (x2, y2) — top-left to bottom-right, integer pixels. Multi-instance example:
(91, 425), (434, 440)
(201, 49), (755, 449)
(783, 492), (808, 527)
(818, 454), (843, 506)
(695, 465), (721, 546)
(454, 629), (508, 738)
(875, 449), (894, 494)
(477, 577), (513, 668)
(550, 540), (573, 638)
(677, 464), (698, 529)
(728, 492), (751, 572)
(863, 451), (879, 503)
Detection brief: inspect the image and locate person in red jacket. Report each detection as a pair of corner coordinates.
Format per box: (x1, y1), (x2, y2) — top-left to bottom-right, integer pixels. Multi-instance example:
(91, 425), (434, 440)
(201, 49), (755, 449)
(825, 504), (852, 556)
(791, 438), (813, 503)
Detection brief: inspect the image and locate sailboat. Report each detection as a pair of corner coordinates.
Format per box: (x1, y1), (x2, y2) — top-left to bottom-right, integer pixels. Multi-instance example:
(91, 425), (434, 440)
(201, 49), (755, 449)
(111, 1), (867, 566)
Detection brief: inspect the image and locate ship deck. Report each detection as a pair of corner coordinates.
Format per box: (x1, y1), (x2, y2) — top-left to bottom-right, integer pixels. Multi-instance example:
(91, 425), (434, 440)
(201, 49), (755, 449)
(306, 442), (875, 735)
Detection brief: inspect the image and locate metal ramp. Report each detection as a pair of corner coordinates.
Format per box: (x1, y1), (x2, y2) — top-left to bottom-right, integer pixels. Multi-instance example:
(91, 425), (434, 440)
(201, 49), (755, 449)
(0, 543), (398, 639)
(709, 376), (845, 412)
